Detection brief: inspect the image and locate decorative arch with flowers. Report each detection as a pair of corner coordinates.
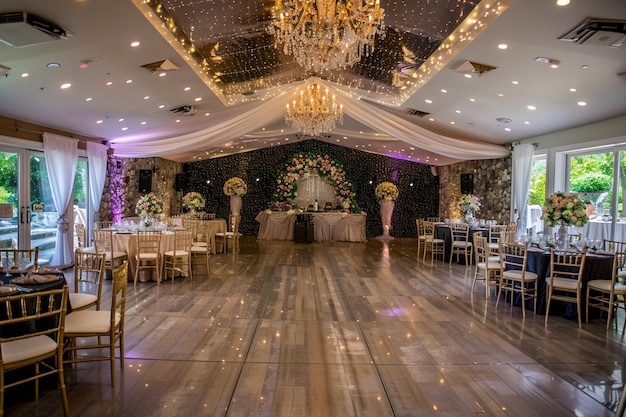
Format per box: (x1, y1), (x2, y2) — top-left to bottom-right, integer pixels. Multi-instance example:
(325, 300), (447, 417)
(271, 151), (361, 213)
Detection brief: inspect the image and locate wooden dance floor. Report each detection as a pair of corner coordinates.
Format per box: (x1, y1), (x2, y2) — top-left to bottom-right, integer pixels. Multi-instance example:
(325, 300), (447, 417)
(5, 236), (624, 416)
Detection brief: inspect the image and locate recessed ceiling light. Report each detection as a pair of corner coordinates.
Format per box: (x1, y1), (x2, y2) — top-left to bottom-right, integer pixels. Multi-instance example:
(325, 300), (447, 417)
(504, 127), (511, 132)
(21, 73), (28, 78)
(144, 96), (150, 100)
(121, 127), (128, 131)
(60, 83), (71, 89)
(581, 65), (590, 69)
(512, 81), (519, 85)
(106, 81), (113, 86)
(96, 120), (103, 124)
(455, 110), (461, 114)
(556, 0), (570, 6)
(118, 118), (124, 122)
(464, 74), (472, 78)
(441, 89), (447, 93)
(47, 63), (60, 69)
(524, 121), (530, 125)
(194, 97), (202, 102)
(527, 105), (537, 110)
(425, 99), (432, 104)
(498, 43), (508, 50)
(159, 105), (165, 109)
(184, 87), (191, 91)
(569, 88), (576, 92)
(158, 72), (166, 77)
(130, 41), (141, 47)
(469, 98), (475, 102)
(141, 121), (147, 125)
(85, 97), (92, 101)
(126, 79), (133, 84)
(577, 101), (587, 106)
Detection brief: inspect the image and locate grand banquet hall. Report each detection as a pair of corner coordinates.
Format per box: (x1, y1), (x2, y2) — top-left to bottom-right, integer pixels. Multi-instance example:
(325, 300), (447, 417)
(1, 0), (626, 416)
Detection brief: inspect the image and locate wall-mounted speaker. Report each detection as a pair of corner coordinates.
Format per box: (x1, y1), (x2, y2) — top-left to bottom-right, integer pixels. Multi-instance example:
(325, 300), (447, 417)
(175, 174), (187, 191)
(460, 173), (474, 194)
(138, 169), (152, 193)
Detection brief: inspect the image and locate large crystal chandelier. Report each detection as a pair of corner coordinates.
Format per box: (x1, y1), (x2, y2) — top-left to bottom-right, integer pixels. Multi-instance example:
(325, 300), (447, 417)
(267, 0), (385, 73)
(285, 78), (344, 136)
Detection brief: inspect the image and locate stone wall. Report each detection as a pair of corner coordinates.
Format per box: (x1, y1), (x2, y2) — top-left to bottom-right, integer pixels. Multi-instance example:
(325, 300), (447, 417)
(437, 157), (512, 223)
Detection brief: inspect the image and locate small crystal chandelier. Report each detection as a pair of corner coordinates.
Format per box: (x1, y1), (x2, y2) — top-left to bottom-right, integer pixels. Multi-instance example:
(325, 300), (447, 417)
(285, 79), (344, 136)
(267, 0), (385, 73)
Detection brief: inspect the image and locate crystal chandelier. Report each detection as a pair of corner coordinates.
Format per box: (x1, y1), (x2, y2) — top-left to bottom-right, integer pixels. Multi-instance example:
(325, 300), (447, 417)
(285, 79), (344, 136)
(267, 0), (385, 73)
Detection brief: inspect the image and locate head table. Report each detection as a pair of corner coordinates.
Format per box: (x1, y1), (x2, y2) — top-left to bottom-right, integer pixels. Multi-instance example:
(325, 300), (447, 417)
(256, 211), (366, 242)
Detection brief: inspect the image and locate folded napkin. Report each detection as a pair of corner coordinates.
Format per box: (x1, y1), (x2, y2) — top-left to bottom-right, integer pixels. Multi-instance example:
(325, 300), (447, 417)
(12, 275), (60, 284)
(0, 285), (18, 294)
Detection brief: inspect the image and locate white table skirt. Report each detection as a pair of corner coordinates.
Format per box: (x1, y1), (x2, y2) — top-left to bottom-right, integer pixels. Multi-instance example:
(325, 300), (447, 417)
(582, 219), (626, 242)
(256, 211), (367, 242)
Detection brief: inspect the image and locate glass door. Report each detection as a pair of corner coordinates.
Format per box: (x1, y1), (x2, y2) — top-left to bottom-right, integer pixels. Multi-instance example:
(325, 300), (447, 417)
(0, 148), (20, 251)
(29, 152), (59, 263)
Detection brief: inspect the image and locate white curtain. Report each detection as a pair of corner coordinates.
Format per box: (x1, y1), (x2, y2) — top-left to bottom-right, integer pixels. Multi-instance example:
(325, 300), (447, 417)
(43, 132), (79, 267)
(86, 142), (108, 230)
(511, 143), (535, 238)
(112, 77), (510, 162)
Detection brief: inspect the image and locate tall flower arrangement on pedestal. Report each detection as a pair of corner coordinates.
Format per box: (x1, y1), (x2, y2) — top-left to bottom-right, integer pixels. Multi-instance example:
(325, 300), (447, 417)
(223, 177), (247, 196)
(375, 182), (399, 201)
(375, 182), (398, 238)
(458, 194), (481, 224)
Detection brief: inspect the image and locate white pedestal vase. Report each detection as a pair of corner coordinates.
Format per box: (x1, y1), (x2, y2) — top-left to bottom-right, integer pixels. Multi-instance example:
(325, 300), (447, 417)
(230, 195), (242, 215)
(376, 199), (395, 240)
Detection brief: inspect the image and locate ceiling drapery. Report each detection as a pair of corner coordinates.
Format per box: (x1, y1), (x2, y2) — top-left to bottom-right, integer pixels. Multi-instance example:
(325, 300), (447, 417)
(112, 78), (510, 164)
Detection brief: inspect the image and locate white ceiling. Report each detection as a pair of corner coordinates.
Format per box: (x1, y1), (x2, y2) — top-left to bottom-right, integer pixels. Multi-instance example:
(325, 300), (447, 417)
(0, 0), (625, 165)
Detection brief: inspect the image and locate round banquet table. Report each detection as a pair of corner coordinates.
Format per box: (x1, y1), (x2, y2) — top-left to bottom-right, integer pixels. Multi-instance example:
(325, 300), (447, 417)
(508, 248), (614, 318)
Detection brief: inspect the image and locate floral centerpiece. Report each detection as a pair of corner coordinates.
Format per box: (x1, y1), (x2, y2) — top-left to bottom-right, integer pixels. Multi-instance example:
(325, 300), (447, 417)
(223, 177), (247, 196)
(542, 192), (588, 227)
(270, 151), (360, 213)
(375, 182), (399, 201)
(182, 192), (205, 209)
(458, 194), (481, 224)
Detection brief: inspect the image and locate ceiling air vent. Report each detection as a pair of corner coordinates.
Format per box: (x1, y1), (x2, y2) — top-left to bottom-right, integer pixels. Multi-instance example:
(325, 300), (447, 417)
(141, 59), (179, 73)
(406, 108), (430, 117)
(0, 11), (69, 47)
(170, 105), (197, 116)
(453, 60), (497, 75)
(559, 17), (626, 48)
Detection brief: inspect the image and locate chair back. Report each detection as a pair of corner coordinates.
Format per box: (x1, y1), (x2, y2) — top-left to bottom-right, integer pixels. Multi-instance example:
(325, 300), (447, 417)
(136, 230), (162, 255)
(416, 219), (424, 236)
(74, 250), (106, 309)
(499, 242), (530, 278)
(182, 218), (200, 233)
(96, 221), (114, 229)
(450, 223), (470, 243)
(92, 229), (115, 254)
(489, 224), (508, 244)
(75, 223), (89, 247)
(422, 220), (436, 237)
(549, 248), (587, 286)
(15, 247), (39, 268)
(195, 222), (214, 246)
(111, 261), (128, 324)
(173, 229), (194, 254)
(426, 217), (440, 223)
(506, 221), (518, 233)
(0, 286), (68, 345)
(228, 214), (241, 234)
(473, 233), (488, 263)
(603, 240), (626, 258)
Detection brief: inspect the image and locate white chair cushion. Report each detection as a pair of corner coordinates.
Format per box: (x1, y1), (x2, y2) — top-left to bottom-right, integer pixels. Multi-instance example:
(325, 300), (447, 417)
(69, 293), (97, 310)
(1, 335), (57, 365)
(191, 246), (208, 253)
(77, 247), (96, 253)
(546, 276), (579, 290)
(452, 241), (472, 248)
(502, 270), (538, 281)
(103, 251), (127, 260)
(193, 242), (208, 247)
(588, 279), (626, 293)
(65, 310), (119, 334)
(164, 250), (190, 257)
(477, 261), (500, 270)
(136, 252), (158, 260)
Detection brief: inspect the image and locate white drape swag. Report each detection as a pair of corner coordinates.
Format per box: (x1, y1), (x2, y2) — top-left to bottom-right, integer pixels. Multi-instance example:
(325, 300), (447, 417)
(43, 132), (79, 267)
(111, 78), (510, 162)
(510, 143), (535, 238)
(86, 142), (108, 230)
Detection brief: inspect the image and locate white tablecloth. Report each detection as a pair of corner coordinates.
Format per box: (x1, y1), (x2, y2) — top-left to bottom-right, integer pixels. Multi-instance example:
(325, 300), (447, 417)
(256, 211), (367, 242)
(113, 231), (175, 282)
(582, 218), (626, 242)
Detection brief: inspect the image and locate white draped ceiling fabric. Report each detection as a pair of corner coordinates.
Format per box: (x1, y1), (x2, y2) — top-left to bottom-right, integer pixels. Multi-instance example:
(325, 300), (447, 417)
(112, 78), (510, 163)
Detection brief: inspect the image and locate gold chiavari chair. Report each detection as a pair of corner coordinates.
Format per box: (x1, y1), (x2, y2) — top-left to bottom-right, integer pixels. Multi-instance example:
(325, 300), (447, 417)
(586, 251), (626, 330)
(449, 222), (472, 265)
(134, 230), (162, 285)
(70, 250), (106, 311)
(544, 248), (587, 328)
(497, 242), (539, 318)
(472, 233), (500, 299)
(421, 220), (445, 264)
(163, 229), (194, 283)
